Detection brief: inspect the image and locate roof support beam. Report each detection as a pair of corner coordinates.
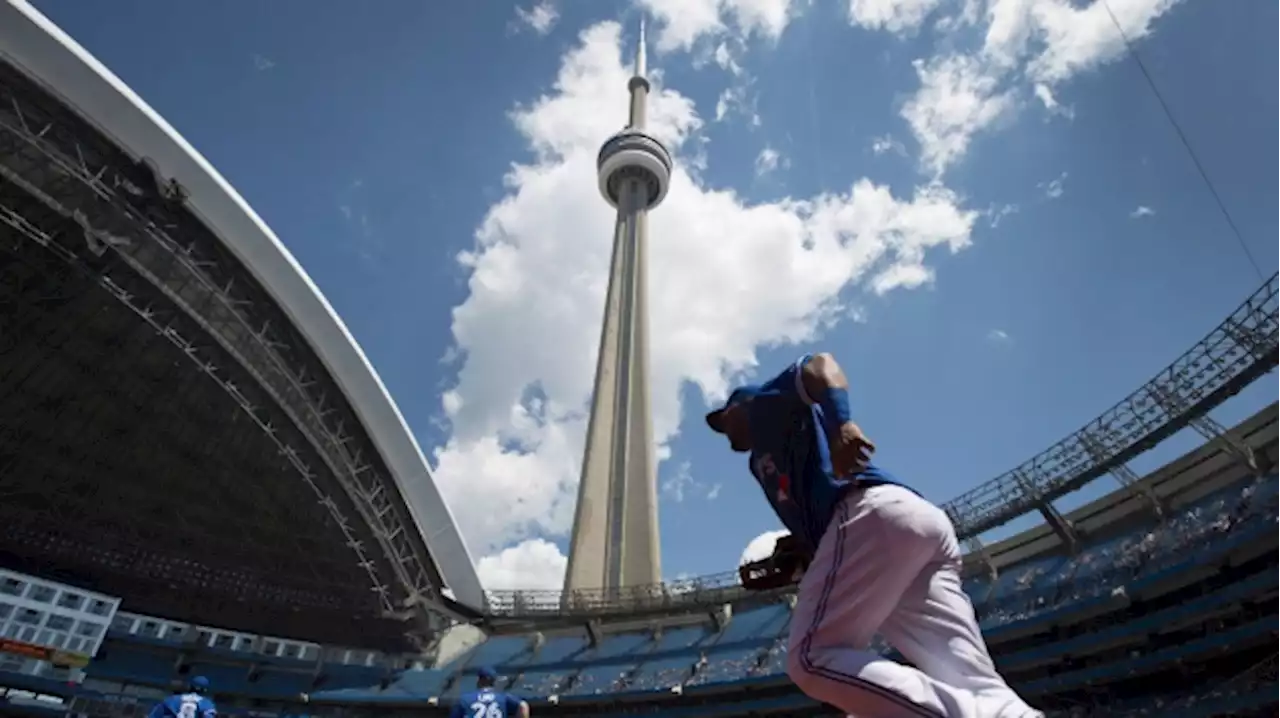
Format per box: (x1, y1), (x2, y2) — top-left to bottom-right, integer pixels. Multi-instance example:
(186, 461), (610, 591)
(1014, 469), (1079, 552)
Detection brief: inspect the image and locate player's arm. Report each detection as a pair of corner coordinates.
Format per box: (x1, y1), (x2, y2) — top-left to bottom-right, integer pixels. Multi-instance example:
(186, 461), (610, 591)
(519, 700), (531, 717)
(146, 702), (166, 718)
(448, 701), (465, 718)
(508, 695), (530, 718)
(798, 352), (874, 475)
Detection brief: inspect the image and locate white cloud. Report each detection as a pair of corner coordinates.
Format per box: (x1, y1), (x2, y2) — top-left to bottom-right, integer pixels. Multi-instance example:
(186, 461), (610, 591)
(1024, 0), (1182, 85)
(740, 529), (791, 565)
(1130, 205), (1155, 218)
(880, 0), (1183, 175)
(638, 0), (799, 53)
(754, 146), (786, 176)
(475, 538), (568, 590)
(514, 1), (560, 36)
(1032, 82), (1074, 119)
(660, 460), (722, 502)
(986, 202), (1018, 228)
(870, 134), (907, 157)
(430, 21), (978, 582)
(714, 82), (759, 125)
(1039, 171), (1067, 199)
(987, 328), (1012, 342)
(900, 54), (1016, 177)
(252, 54), (276, 71)
(711, 41), (744, 76)
(848, 0), (943, 34)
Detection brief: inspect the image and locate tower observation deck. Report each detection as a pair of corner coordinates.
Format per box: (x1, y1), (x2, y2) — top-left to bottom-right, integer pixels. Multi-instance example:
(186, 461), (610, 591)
(563, 20), (672, 594)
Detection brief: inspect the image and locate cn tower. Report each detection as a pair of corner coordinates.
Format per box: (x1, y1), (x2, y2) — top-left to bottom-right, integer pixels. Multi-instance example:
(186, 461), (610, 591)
(563, 20), (672, 594)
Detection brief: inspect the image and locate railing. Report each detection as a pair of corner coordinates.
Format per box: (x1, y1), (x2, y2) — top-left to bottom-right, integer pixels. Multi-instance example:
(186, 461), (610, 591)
(484, 570), (751, 618)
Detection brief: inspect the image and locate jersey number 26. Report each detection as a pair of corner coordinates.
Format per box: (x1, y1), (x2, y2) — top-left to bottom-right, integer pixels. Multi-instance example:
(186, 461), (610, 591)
(470, 702), (503, 718)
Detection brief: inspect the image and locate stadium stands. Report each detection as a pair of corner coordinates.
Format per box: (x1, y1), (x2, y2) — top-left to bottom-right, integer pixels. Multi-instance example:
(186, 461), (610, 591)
(6, 452), (1273, 716)
(4, 439), (1274, 717)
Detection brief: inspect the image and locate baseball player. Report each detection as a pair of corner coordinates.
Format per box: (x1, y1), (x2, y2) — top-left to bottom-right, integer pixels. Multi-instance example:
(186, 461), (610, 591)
(148, 677), (216, 718)
(451, 667), (529, 718)
(707, 353), (1041, 718)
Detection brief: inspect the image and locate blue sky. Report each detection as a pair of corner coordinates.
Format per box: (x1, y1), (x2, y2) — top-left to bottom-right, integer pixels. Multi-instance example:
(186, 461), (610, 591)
(31, 0), (1277, 590)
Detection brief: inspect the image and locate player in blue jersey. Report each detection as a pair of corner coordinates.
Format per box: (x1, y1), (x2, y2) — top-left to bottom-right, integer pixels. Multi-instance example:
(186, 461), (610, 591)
(450, 667), (529, 718)
(148, 677), (216, 718)
(707, 353), (1041, 718)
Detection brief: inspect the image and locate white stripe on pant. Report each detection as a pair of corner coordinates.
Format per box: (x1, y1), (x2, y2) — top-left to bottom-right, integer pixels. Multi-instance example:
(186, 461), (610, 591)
(785, 484), (1043, 718)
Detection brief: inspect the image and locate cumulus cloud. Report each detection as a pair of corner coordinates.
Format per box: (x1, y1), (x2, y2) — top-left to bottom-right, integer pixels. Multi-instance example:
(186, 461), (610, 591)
(901, 54), (1016, 177)
(638, 0), (798, 52)
(1129, 205), (1155, 219)
(740, 529), (791, 565)
(848, 0), (943, 34)
(474, 538), (568, 591)
(513, 1), (560, 36)
(429, 21), (979, 588)
(877, 0), (1184, 175)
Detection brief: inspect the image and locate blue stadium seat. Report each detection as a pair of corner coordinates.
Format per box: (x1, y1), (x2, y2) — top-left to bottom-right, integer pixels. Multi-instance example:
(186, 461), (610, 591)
(515, 635), (587, 667)
(588, 631), (651, 659)
(464, 635), (531, 668)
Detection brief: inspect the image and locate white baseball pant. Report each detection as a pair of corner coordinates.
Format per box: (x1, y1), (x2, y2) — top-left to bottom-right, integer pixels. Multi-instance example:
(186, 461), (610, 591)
(785, 484), (1042, 718)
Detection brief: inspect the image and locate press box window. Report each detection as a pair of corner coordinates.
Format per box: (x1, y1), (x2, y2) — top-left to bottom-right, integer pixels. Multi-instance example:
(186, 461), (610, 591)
(16, 608), (44, 625)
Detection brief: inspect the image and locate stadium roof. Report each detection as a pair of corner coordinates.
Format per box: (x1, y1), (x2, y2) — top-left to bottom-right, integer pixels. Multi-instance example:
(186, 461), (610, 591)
(0, 0), (481, 640)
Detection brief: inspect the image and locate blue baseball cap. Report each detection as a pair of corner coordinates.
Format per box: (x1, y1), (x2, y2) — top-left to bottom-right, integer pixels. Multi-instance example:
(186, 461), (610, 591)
(476, 666), (497, 681)
(706, 386), (760, 433)
(189, 676), (210, 691)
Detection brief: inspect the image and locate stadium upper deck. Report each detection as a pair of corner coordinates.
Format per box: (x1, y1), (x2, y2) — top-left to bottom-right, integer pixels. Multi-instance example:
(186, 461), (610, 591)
(0, 0), (482, 650)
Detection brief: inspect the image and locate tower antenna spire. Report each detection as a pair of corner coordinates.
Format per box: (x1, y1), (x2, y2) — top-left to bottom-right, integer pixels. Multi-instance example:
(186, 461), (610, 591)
(635, 17), (647, 79)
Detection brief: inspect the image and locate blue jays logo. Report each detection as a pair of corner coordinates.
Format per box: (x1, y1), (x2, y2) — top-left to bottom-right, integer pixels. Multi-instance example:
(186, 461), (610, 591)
(754, 454), (791, 503)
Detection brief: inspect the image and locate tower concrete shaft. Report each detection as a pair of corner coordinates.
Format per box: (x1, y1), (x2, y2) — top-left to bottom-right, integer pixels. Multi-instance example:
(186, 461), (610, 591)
(563, 20), (671, 595)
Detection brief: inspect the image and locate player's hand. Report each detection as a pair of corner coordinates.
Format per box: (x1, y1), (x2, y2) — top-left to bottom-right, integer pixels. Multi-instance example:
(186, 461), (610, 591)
(830, 421), (875, 477)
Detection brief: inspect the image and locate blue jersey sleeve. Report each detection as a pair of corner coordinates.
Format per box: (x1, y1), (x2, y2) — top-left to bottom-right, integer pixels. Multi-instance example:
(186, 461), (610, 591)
(506, 693), (524, 715)
(448, 701), (465, 718)
(146, 701), (167, 718)
(199, 697), (216, 718)
(759, 355), (814, 404)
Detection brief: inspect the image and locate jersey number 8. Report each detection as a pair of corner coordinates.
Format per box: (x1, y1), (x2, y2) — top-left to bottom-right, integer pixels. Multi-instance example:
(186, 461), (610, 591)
(470, 702), (502, 718)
